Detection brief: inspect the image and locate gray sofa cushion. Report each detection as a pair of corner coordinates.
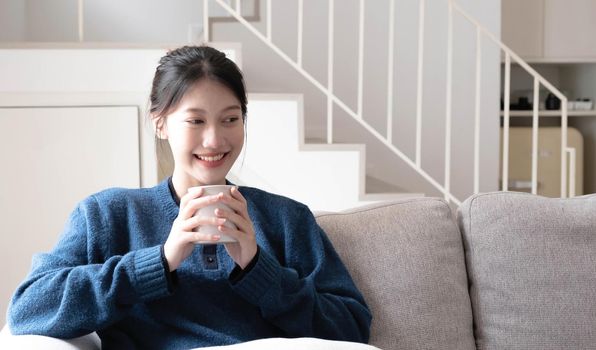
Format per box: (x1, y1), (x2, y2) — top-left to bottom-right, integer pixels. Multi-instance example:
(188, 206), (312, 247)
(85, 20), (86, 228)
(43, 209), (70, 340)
(316, 198), (475, 350)
(458, 192), (596, 349)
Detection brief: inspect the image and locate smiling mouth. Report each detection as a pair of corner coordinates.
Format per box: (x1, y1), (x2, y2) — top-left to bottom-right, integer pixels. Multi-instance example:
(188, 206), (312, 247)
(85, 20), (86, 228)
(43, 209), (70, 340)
(195, 153), (226, 162)
(194, 152), (230, 168)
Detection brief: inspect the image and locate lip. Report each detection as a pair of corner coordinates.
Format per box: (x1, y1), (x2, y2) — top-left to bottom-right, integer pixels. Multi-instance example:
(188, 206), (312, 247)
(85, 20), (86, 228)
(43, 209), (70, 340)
(194, 152), (229, 168)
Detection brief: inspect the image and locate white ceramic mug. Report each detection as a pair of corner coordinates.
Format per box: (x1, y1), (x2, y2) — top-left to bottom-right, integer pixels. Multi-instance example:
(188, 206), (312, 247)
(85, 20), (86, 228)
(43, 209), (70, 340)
(192, 185), (238, 243)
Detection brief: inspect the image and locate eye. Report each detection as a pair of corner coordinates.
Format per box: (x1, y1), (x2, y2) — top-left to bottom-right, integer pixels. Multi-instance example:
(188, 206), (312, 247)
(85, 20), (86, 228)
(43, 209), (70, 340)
(187, 119), (204, 125)
(223, 116), (240, 124)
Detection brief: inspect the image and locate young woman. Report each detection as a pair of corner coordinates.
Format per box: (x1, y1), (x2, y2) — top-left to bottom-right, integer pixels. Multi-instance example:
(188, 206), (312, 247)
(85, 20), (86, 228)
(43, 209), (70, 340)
(7, 46), (372, 349)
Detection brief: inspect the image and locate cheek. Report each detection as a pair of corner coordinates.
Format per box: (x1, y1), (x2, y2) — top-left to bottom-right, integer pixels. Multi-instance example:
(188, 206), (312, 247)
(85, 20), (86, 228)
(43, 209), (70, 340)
(233, 126), (245, 145)
(168, 130), (196, 152)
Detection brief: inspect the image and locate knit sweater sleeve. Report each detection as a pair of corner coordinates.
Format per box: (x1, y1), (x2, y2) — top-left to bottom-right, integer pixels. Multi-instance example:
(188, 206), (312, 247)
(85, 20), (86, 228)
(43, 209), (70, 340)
(7, 195), (171, 338)
(230, 203), (372, 343)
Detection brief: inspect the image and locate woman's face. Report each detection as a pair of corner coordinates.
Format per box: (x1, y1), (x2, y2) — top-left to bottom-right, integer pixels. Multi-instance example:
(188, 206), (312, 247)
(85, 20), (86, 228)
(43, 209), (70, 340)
(160, 79), (244, 189)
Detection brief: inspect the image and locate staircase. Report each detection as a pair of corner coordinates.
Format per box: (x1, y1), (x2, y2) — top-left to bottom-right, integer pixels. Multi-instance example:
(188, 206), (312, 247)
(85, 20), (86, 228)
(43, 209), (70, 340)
(229, 94), (421, 211)
(204, 0), (574, 208)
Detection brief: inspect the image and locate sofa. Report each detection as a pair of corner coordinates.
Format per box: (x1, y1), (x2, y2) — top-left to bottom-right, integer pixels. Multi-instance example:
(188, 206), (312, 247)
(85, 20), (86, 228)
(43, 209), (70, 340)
(1, 191), (595, 349)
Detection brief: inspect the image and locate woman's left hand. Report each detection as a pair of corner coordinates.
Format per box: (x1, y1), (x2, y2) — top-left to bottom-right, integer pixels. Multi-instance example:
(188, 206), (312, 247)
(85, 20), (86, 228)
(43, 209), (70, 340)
(215, 187), (258, 269)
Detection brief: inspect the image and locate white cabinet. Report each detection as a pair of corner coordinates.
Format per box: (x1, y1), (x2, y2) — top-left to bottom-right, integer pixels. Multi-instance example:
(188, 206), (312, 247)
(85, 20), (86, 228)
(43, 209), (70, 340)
(502, 0), (596, 61)
(544, 0), (596, 60)
(0, 106), (140, 325)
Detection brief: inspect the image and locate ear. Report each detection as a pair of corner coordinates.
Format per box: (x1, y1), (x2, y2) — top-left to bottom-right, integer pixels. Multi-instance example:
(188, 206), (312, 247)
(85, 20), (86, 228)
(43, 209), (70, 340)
(152, 115), (168, 140)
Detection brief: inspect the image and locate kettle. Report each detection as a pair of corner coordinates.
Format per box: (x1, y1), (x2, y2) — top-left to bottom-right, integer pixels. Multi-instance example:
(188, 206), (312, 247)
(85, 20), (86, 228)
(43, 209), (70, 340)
(545, 93), (561, 110)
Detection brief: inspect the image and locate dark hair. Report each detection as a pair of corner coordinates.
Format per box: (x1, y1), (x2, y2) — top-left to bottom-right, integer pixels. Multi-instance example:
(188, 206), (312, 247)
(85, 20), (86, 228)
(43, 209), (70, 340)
(149, 45), (247, 131)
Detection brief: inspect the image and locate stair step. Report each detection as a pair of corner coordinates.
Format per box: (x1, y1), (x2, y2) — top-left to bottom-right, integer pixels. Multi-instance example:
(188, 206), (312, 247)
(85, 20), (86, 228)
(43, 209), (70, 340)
(305, 137), (326, 144)
(232, 93), (422, 211)
(366, 175), (403, 193)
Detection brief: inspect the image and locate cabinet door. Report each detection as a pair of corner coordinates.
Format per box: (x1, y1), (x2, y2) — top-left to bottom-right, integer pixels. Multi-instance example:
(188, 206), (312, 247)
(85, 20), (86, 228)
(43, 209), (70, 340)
(544, 0), (596, 59)
(0, 106), (140, 325)
(502, 0), (544, 59)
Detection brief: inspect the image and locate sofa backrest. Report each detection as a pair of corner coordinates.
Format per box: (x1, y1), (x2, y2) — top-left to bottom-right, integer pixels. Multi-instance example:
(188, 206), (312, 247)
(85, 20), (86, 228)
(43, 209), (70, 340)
(316, 198), (475, 350)
(458, 192), (596, 349)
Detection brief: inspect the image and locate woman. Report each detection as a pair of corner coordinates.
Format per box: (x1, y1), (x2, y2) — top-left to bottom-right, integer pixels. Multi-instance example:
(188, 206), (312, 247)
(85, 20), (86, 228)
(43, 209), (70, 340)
(7, 46), (372, 349)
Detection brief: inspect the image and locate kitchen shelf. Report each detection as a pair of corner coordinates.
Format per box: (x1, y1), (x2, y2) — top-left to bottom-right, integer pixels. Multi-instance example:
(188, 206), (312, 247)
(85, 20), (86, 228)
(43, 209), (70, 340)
(500, 110), (596, 117)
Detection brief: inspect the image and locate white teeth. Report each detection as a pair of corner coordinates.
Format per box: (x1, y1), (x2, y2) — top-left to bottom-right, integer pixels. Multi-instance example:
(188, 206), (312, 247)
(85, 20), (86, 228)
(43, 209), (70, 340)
(197, 153), (225, 162)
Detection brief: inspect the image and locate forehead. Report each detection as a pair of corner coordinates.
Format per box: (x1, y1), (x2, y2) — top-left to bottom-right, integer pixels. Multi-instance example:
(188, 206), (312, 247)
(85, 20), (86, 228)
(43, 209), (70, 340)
(179, 79), (240, 108)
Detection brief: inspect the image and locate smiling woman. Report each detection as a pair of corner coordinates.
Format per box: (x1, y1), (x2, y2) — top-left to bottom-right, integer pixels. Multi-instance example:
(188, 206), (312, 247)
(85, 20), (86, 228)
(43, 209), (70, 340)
(6, 46), (372, 349)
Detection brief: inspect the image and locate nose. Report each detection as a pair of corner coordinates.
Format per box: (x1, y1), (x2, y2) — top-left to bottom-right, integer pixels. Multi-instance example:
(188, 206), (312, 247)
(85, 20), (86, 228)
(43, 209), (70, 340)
(201, 125), (225, 149)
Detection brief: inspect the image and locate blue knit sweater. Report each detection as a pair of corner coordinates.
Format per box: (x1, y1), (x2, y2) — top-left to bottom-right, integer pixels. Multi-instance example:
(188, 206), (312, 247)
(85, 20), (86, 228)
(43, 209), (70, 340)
(8, 179), (371, 349)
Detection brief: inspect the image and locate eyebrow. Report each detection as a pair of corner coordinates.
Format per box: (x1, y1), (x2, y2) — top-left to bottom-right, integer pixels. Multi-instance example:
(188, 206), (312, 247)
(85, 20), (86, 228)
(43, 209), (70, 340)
(184, 105), (241, 114)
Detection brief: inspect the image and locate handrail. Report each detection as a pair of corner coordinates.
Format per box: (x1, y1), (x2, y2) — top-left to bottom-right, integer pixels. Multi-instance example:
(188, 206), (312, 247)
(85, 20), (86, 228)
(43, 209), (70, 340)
(204, 0), (572, 202)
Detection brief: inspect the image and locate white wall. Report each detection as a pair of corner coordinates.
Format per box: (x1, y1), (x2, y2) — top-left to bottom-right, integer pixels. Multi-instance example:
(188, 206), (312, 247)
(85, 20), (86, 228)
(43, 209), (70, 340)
(25, 0), (78, 41)
(0, 0), (25, 41)
(0, 0), (238, 43)
(83, 0), (202, 43)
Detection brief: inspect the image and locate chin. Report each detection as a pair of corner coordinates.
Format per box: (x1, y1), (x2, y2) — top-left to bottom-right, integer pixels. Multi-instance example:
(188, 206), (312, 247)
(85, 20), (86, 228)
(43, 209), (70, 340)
(193, 173), (227, 186)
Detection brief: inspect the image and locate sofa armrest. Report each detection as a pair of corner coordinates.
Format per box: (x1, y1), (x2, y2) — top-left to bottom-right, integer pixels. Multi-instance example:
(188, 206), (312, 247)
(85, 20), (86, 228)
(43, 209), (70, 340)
(0, 324), (101, 350)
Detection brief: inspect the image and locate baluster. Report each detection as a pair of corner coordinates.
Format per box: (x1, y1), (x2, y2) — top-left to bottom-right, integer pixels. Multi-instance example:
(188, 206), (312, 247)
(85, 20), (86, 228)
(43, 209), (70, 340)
(357, 0), (365, 119)
(386, 0), (395, 143)
(297, 0), (303, 67)
(327, 0), (334, 144)
(415, 0), (425, 167)
(204, 0), (210, 43)
(531, 77), (539, 195)
(444, 0), (453, 200)
(474, 27), (482, 194)
(502, 53), (511, 191)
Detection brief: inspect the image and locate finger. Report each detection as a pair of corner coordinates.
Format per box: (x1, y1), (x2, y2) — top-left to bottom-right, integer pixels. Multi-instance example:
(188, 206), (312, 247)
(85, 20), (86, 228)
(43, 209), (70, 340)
(216, 193), (248, 219)
(216, 224), (243, 241)
(183, 230), (221, 244)
(229, 187), (250, 220)
(215, 207), (251, 234)
(179, 187), (203, 212)
(180, 194), (221, 220)
(230, 186), (247, 205)
(180, 215), (227, 232)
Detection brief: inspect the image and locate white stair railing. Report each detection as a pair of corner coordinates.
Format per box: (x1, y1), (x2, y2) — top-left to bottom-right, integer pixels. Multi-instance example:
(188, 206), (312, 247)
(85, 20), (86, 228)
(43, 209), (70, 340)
(203, 0), (572, 204)
(449, 2), (571, 199)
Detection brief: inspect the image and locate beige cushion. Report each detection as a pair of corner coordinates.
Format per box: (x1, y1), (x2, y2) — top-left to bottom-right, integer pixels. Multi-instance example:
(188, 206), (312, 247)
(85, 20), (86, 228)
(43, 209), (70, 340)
(316, 199), (475, 350)
(458, 192), (596, 349)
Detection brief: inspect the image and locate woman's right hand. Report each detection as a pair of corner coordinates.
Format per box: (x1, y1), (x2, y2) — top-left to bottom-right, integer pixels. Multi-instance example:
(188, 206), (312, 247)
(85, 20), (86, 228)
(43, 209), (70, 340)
(163, 187), (224, 271)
